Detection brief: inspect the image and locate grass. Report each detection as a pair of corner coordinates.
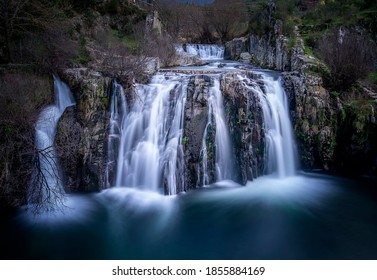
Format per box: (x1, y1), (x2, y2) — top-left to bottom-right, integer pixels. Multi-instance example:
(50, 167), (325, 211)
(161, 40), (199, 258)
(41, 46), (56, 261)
(368, 71), (377, 85)
(111, 29), (138, 51)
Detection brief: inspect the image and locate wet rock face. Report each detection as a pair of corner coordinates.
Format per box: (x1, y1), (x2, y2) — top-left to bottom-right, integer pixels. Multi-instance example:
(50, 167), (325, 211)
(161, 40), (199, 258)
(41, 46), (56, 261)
(282, 71), (338, 171)
(58, 69), (112, 192)
(224, 37), (249, 59)
(221, 72), (265, 184)
(184, 75), (213, 189)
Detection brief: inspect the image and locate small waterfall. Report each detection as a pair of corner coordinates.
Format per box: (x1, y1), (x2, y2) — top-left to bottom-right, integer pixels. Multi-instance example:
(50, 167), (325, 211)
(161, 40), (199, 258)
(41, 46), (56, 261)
(105, 82), (127, 187)
(112, 74), (188, 195)
(28, 75), (75, 211)
(185, 44), (224, 60)
(200, 77), (234, 184)
(239, 72), (296, 178)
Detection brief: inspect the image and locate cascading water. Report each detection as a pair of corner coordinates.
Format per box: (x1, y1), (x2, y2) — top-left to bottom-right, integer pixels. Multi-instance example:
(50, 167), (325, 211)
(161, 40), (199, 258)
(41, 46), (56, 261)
(109, 74), (188, 195)
(184, 44), (224, 60)
(238, 72), (296, 178)
(28, 75), (76, 211)
(105, 81), (128, 187)
(200, 77), (235, 185)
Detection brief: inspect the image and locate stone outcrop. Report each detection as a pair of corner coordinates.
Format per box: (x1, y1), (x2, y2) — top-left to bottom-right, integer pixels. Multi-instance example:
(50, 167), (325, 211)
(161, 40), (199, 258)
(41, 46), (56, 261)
(184, 75), (213, 188)
(221, 72), (265, 183)
(282, 70), (339, 170)
(172, 52), (204, 67)
(57, 68), (112, 192)
(229, 8), (377, 175)
(182, 72), (267, 188)
(248, 21), (291, 71)
(224, 4), (342, 172)
(224, 37), (249, 59)
(146, 10), (163, 35)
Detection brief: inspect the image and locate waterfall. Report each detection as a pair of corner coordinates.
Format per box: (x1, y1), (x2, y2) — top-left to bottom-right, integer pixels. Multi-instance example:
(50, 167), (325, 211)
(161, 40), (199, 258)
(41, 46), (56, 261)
(239, 72), (296, 178)
(110, 74), (187, 195)
(107, 63), (296, 195)
(200, 77), (235, 184)
(184, 44), (224, 60)
(28, 75), (75, 211)
(105, 81), (127, 187)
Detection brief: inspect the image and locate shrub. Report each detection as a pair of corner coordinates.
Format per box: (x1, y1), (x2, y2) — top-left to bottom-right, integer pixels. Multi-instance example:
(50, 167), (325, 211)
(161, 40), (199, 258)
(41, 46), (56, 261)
(316, 28), (376, 90)
(0, 73), (51, 208)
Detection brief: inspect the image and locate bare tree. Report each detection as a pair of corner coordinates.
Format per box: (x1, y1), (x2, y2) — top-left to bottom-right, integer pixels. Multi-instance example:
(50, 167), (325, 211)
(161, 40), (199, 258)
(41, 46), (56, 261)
(0, 0), (70, 63)
(207, 0), (249, 43)
(0, 73), (67, 212)
(317, 28), (376, 90)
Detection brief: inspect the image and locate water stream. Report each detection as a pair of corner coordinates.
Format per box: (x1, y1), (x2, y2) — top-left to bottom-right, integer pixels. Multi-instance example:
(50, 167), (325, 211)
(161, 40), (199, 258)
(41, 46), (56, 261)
(111, 74), (188, 195)
(179, 44), (225, 60)
(28, 75), (75, 212)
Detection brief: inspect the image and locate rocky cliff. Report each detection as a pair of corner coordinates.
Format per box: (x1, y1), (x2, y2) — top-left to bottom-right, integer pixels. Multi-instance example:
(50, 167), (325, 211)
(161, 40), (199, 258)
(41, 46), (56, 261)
(225, 8), (377, 175)
(56, 68), (112, 192)
(221, 72), (265, 183)
(184, 75), (213, 188)
(183, 72), (267, 188)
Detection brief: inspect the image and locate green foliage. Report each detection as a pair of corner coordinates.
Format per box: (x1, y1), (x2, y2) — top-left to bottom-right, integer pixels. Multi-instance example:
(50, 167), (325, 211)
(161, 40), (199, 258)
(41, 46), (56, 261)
(111, 29), (137, 51)
(182, 136), (188, 146)
(303, 45), (314, 56)
(297, 130), (310, 143)
(301, 0), (377, 40)
(330, 91), (340, 98)
(71, 36), (90, 65)
(287, 36), (297, 49)
(368, 71), (377, 85)
(247, 0), (271, 36)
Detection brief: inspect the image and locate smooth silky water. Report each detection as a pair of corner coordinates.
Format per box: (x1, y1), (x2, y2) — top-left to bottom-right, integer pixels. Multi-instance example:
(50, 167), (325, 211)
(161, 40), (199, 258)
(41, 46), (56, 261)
(2, 46), (377, 260)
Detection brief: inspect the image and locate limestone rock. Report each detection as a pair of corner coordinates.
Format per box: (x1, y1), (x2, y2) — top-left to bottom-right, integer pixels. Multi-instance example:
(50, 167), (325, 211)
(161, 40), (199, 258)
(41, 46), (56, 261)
(172, 52), (204, 67)
(224, 37), (249, 59)
(59, 69), (113, 191)
(184, 75), (213, 188)
(221, 72), (265, 183)
(240, 52), (252, 63)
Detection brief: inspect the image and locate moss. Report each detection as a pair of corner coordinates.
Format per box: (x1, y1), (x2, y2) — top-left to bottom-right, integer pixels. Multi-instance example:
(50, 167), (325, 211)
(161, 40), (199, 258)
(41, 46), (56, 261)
(330, 91), (340, 98)
(368, 71), (377, 85)
(111, 29), (138, 51)
(182, 136), (188, 146)
(339, 107), (347, 121)
(296, 130), (310, 143)
(71, 36), (91, 65)
(287, 36), (297, 50)
(304, 45), (314, 57)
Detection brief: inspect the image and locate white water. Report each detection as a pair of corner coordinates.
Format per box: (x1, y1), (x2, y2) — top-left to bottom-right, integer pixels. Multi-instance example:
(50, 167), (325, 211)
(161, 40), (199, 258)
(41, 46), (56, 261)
(112, 73), (188, 195)
(200, 77), (235, 185)
(28, 75), (75, 211)
(105, 82), (128, 187)
(238, 72), (296, 178)
(184, 44), (224, 60)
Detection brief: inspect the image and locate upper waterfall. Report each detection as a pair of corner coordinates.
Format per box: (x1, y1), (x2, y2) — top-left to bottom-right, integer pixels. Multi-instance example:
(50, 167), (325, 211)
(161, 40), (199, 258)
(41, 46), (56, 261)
(182, 44), (225, 60)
